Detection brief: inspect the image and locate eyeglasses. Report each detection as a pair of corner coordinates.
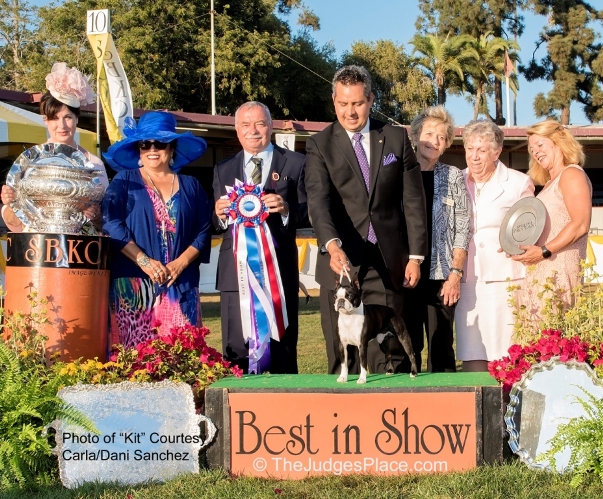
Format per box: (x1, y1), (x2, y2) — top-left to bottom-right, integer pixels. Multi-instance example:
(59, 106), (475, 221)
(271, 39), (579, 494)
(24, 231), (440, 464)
(138, 140), (170, 151)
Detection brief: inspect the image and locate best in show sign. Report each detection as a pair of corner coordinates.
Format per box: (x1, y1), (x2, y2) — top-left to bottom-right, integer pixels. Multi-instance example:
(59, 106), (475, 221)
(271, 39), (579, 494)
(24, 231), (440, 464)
(205, 375), (503, 478)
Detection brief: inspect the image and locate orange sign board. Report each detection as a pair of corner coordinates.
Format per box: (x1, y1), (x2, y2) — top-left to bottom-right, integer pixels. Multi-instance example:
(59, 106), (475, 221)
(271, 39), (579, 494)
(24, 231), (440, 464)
(229, 392), (477, 478)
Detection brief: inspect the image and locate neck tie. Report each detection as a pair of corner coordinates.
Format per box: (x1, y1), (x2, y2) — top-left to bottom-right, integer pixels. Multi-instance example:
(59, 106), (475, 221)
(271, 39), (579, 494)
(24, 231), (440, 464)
(352, 133), (377, 244)
(250, 156), (263, 185)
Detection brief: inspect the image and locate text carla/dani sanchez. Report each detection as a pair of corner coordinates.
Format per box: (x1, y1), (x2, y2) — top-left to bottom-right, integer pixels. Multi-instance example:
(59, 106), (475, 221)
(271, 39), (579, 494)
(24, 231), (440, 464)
(62, 449), (192, 461)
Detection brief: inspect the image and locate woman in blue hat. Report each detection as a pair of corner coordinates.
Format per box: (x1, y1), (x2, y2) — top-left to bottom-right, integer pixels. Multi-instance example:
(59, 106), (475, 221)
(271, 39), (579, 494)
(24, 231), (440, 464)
(102, 111), (211, 348)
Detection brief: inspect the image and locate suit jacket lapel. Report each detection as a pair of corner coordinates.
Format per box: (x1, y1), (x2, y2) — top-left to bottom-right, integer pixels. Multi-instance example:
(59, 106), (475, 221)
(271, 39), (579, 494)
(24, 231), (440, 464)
(368, 122), (384, 201)
(481, 160), (506, 203)
(234, 150), (245, 183)
(264, 146), (287, 190)
(333, 122), (367, 192)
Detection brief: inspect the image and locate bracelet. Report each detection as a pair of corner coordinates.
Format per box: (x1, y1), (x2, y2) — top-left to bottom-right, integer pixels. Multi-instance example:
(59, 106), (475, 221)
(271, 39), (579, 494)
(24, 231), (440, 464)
(408, 258), (422, 266)
(136, 253), (151, 267)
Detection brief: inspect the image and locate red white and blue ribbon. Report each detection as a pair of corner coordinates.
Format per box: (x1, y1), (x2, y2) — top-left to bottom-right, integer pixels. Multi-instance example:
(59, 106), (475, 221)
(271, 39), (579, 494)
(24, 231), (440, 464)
(227, 179), (288, 374)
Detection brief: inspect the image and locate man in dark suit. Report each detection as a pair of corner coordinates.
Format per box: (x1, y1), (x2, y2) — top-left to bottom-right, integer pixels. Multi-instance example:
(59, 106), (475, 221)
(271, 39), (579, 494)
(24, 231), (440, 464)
(212, 101), (307, 374)
(305, 65), (428, 375)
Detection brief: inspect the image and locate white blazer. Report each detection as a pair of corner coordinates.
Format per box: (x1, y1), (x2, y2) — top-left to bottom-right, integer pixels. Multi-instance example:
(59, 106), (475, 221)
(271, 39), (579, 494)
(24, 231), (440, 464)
(463, 161), (535, 282)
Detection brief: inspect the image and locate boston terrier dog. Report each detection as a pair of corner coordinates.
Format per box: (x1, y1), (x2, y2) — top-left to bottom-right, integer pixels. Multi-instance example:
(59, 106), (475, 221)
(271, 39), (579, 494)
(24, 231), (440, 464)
(334, 273), (417, 384)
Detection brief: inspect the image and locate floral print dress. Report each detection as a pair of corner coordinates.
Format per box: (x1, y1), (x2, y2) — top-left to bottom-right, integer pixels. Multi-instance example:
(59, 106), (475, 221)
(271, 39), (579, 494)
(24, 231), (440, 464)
(109, 186), (201, 349)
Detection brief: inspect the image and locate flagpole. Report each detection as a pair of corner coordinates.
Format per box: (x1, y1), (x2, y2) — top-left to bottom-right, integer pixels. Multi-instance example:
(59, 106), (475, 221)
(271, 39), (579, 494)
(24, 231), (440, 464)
(210, 0), (216, 115)
(506, 75), (511, 128)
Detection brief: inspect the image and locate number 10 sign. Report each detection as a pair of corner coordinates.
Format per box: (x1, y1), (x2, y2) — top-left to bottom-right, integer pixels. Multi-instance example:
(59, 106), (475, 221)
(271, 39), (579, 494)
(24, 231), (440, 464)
(87, 9), (110, 35)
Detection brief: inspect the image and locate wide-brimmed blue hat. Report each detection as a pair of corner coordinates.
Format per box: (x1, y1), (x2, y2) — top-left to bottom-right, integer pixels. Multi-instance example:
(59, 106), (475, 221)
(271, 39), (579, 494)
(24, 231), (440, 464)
(103, 111), (207, 172)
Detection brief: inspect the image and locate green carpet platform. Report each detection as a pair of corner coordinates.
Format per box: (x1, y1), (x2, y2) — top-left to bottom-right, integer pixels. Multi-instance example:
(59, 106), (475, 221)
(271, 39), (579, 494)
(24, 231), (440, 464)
(205, 373), (502, 478)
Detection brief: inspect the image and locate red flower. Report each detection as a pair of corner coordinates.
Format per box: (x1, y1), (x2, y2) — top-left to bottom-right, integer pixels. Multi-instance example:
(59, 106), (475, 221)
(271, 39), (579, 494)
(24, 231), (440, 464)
(489, 328), (603, 391)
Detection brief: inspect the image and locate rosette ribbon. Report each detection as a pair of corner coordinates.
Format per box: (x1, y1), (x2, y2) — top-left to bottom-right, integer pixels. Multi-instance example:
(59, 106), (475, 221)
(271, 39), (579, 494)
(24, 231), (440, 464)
(227, 179), (288, 373)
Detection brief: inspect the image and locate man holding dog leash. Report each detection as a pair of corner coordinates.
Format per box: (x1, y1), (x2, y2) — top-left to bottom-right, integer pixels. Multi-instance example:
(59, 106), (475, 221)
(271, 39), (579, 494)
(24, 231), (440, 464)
(305, 65), (428, 375)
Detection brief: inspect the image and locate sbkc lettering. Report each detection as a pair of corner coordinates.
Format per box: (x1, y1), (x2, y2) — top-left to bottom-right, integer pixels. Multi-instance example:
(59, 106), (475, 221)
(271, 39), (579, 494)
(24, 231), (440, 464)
(24, 237), (101, 265)
(6, 234), (105, 268)
(236, 411), (319, 455)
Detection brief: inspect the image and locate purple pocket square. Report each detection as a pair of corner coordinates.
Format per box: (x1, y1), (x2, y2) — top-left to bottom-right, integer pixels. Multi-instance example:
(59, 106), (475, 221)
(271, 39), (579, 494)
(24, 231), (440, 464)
(383, 153), (397, 165)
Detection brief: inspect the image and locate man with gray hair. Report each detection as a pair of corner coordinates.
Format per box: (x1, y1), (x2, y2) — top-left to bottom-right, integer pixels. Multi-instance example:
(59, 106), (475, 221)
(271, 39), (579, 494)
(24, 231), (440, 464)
(305, 65), (428, 375)
(213, 101), (307, 374)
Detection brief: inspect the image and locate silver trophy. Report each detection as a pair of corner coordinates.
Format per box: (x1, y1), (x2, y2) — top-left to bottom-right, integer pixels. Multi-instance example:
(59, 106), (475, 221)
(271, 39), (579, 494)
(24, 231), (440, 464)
(7, 143), (106, 234)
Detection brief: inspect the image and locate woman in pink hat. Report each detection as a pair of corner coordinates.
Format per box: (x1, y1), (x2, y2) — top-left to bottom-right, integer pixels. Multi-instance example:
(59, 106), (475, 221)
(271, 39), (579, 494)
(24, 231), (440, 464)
(0, 63), (107, 234)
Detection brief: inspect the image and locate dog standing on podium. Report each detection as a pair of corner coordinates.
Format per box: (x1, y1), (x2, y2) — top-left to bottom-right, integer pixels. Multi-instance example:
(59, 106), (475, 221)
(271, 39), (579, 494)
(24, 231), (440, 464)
(334, 271), (418, 383)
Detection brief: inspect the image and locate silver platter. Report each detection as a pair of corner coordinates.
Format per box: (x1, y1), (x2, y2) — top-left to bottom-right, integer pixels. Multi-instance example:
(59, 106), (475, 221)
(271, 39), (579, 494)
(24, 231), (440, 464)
(6, 143), (106, 234)
(505, 358), (603, 472)
(499, 197), (546, 255)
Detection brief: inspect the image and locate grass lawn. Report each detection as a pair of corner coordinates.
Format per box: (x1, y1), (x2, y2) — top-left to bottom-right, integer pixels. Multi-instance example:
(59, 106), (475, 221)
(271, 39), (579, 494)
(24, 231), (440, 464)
(6, 293), (603, 498)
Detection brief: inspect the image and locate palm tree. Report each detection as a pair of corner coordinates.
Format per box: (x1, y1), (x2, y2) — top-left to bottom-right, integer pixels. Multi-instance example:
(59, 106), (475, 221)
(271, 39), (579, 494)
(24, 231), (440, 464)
(410, 33), (473, 105)
(464, 31), (520, 120)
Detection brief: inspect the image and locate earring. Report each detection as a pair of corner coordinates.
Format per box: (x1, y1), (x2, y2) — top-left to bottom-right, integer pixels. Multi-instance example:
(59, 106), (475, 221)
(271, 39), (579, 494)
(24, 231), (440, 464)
(169, 157), (174, 167)
(138, 159), (143, 167)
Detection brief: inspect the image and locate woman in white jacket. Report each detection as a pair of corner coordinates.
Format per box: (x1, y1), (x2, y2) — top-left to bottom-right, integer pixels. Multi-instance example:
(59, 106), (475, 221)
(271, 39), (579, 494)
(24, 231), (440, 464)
(456, 120), (534, 372)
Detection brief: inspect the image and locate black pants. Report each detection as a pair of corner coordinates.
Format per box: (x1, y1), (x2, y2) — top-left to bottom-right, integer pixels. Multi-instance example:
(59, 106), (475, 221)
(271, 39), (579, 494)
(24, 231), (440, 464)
(320, 242), (403, 375)
(221, 290), (299, 374)
(403, 278), (456, 372)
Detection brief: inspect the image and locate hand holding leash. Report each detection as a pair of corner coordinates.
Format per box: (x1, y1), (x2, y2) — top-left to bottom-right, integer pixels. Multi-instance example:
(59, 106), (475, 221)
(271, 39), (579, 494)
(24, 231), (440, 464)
(327, 241), (350, 275)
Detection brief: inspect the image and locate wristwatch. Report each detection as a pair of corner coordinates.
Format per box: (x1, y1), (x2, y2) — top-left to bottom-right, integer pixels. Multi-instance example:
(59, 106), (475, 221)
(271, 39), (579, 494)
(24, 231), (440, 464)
(450, 267), (464, 278)
(541, 245), (552, 259)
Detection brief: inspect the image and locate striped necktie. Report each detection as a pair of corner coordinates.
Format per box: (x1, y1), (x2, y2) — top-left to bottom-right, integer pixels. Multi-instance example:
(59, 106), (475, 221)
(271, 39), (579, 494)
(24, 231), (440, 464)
(250, 156), (263, 185)
(352, 133), (377, 244)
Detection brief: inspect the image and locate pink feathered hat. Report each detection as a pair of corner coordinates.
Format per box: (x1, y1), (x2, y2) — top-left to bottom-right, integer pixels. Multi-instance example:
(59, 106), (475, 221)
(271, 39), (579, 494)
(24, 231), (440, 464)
(45, 62), (95, 108)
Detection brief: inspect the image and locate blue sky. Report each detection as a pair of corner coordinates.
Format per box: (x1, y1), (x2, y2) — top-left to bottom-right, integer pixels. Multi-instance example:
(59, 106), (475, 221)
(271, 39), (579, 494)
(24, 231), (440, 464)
(28, 0), (603, 125)
(299, 0), (603, 126)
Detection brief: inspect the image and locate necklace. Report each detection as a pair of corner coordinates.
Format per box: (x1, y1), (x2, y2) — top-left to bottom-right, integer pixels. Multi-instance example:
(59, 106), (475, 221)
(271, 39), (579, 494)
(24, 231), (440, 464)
(474, 171), (494, 197)
(144, 169), (176, 238)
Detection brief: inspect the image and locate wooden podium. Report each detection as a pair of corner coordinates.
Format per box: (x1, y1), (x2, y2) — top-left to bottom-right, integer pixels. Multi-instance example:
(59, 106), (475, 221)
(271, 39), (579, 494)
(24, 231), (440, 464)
(205, 372), (503, 478)
(4, 232), (110, 362)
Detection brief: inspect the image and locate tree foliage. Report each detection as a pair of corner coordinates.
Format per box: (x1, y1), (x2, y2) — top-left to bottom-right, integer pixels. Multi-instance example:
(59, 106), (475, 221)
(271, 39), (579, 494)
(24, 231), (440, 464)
(341, 40), (435, 125)
(523, 0), (603, 124)
(410, 33), (472, 106)
(465, 32), (520, 119)
(0, 0), (39, 90)
(416, 0), (526, 123)
(0, 0), (335, 120)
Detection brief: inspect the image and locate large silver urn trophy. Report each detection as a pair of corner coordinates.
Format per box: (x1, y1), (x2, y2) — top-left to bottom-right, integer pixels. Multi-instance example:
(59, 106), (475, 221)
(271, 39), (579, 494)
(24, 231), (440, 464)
(4, 143), (110, 363)
(7, 143), (106, 234)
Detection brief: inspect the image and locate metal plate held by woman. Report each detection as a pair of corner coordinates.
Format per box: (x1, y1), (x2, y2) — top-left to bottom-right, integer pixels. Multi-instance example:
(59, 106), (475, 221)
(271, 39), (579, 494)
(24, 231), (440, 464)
(499, 197), (546, 255)
(6, 143), (105, 234)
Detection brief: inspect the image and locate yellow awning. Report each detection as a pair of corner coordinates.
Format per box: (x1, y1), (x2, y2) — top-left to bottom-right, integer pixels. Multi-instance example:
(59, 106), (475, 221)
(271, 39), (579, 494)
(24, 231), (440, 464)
(0, 101), (97, 152)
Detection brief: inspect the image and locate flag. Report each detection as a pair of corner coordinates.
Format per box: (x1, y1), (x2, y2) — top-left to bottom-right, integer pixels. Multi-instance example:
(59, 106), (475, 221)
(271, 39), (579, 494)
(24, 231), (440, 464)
(87, 31), (134, 143)
(504, 51), (515, 79)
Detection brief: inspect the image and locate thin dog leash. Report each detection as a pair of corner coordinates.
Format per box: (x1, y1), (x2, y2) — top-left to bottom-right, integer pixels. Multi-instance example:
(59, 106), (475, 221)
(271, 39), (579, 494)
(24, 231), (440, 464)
(339, 267), (351, 284)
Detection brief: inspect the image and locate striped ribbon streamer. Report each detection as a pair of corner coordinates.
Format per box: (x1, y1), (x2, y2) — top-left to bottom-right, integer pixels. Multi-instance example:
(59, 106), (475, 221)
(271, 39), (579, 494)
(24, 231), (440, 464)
(227, 179), (288, 373)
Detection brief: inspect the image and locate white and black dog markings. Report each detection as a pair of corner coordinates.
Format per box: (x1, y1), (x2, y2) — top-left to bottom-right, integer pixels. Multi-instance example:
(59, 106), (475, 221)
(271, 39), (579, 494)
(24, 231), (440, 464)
(334, 280), (418, 384)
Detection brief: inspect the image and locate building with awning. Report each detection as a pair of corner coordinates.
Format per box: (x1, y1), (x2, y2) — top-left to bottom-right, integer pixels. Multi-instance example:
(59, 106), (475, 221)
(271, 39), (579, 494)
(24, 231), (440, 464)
(0, 100), (97, 153)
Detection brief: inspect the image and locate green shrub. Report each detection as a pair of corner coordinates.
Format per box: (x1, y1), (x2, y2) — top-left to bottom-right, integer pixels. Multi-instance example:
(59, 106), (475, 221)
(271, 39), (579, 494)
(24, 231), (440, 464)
(537, 386), (603, 487)
(0, 342), (97, 489)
